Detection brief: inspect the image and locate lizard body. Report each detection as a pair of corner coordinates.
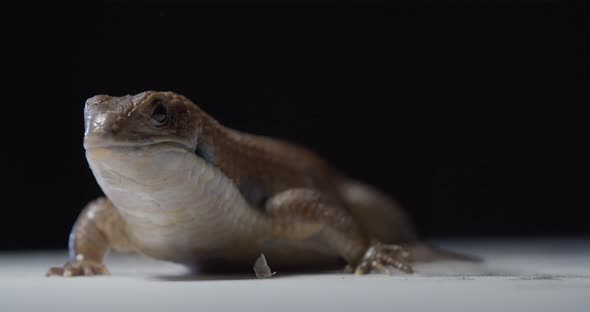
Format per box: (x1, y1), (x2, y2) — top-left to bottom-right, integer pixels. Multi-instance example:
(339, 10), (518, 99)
(48, 91), (462, 277)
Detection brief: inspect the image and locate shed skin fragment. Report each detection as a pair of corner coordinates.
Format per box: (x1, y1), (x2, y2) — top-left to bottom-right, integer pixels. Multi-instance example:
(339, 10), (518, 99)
(254, 253), (275, 278)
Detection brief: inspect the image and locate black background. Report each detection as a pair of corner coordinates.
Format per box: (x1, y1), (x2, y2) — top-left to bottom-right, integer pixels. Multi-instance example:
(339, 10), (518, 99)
(2, 1), (588, 250)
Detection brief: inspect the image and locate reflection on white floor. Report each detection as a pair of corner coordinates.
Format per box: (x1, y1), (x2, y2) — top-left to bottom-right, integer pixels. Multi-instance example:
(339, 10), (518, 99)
(1, 239), (589, 312)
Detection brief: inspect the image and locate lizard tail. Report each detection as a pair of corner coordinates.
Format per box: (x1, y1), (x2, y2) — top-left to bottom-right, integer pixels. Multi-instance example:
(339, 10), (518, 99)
(401, 241), (482, 263)
(339, 179), (480, 263)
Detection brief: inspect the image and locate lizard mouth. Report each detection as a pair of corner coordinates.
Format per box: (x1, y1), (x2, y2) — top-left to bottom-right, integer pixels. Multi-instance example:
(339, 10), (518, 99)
(84, 137), (192, 152)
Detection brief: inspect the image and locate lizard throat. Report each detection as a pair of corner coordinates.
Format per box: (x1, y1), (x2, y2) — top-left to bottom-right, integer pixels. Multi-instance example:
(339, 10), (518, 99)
(85, 143), (271, 260)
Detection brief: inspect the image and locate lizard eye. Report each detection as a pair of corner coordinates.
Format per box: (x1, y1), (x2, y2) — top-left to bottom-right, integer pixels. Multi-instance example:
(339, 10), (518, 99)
(151, 100), (168, 127)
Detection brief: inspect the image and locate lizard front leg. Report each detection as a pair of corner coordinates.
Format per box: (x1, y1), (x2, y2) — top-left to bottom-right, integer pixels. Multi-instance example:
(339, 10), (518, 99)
(265, 188), (413, 274)
(47, 197), (134, 277)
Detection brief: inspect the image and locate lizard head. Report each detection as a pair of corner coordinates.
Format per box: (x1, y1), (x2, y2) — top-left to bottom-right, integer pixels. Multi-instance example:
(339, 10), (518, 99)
(83, 91), (202, 152)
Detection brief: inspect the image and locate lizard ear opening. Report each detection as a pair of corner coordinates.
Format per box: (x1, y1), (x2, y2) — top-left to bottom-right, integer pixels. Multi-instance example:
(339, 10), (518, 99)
(195, 142), (216, 165)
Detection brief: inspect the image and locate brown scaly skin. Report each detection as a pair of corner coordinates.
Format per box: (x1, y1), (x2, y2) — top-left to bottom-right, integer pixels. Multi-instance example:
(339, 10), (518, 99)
(48, 91), (465, 277)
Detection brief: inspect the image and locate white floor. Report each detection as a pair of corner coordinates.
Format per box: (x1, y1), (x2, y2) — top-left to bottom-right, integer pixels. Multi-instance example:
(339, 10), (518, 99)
(1, 239), (589, 312)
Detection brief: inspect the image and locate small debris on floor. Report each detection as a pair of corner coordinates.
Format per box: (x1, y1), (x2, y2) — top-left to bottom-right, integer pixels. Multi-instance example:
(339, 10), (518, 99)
(253, 253), (276, 278)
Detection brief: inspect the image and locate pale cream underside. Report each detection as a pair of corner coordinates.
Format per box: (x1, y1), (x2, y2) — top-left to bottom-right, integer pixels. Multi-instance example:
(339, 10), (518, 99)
(86, 144), (339, 267)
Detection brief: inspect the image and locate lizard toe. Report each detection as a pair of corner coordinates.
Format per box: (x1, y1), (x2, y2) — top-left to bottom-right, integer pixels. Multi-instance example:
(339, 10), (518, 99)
(47, 260), (110, 277)
(354, 242), (413, 275)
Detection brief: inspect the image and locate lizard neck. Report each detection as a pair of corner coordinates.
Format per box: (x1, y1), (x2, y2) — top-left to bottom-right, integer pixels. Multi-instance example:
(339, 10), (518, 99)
(193, 109), (344, 209)
(196, 112), (241, 168)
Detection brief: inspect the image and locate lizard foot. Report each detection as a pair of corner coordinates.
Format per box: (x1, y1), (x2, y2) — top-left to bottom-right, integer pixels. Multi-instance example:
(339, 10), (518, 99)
(47, 260), (110, 277)
(354, 242), (413, 274)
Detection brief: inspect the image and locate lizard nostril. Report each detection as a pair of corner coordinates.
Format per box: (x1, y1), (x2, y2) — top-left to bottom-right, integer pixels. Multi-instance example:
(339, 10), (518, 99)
(85, 95), (110, 108)
(109, 116), (124, 133)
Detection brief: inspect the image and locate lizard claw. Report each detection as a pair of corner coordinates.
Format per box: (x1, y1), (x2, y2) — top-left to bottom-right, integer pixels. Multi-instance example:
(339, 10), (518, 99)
(47, 260), (110, 277)
(354, 242), (413, 275)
